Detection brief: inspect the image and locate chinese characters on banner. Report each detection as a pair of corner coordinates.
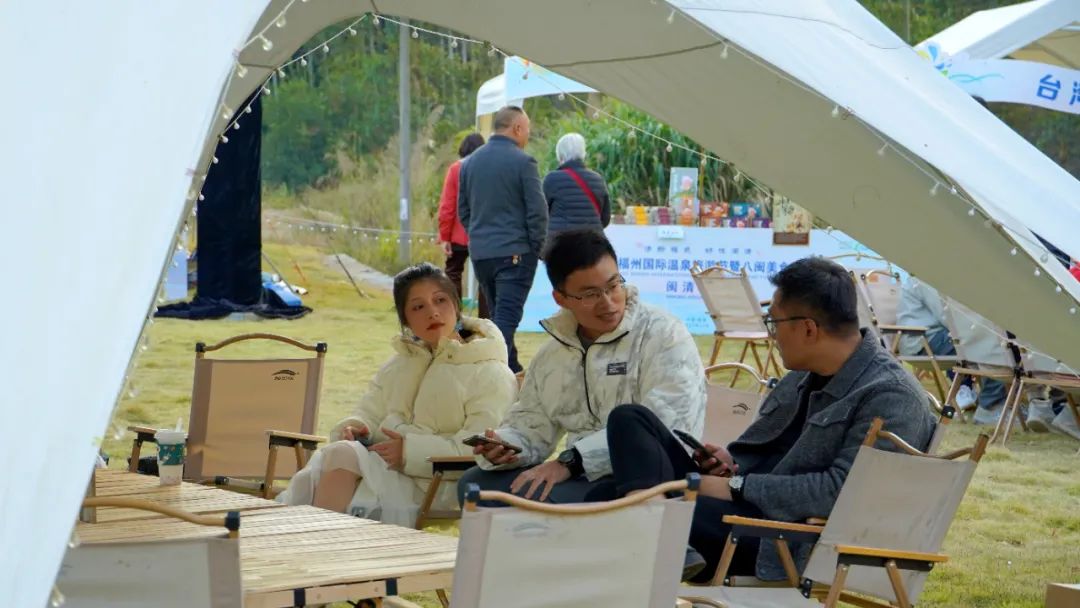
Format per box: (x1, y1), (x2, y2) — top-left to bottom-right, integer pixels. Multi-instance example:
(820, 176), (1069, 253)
(519, 225), (894, 335)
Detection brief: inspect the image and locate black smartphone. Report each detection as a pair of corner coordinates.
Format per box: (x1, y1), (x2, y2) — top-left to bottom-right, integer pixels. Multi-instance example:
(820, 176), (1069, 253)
(462, 434), (523, 454)
(672, 429), (707, 454)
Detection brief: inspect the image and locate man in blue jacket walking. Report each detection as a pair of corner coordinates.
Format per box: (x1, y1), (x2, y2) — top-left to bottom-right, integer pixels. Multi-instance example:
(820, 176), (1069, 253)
(458, 106), (548, 372)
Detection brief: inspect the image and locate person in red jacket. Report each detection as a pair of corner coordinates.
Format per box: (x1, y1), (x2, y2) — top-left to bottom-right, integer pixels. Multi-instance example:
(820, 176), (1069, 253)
(438, 133), (488, 318)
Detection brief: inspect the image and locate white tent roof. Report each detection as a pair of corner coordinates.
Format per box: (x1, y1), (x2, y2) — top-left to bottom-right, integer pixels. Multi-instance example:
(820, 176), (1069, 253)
(475, 56), (594, 117)
(3, 0), (1080, 604)
(476, 73), (513, 116)
(924, 0), (1080, 67)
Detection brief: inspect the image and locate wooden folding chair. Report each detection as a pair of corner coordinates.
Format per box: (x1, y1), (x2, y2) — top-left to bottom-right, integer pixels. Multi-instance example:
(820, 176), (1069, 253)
(690, 264), (780, 381)
(128, 333), (328, 498)
(702, 362), (777, 449)
(681, 419), (989, 608)
(452, 474), (701, 608)
(60, 498), (242, 607)
(995, 338), (1080, 445)
(852, 270), (955, 401)
(940, 300), (1021, 426)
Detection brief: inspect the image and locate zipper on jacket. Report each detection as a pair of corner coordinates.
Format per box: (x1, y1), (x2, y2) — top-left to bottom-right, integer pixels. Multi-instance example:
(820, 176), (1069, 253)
(541, 320), (629, 425)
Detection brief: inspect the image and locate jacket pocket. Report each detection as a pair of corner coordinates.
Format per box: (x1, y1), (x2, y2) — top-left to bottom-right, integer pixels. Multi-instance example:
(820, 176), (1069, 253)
(805, 400), (857, 429)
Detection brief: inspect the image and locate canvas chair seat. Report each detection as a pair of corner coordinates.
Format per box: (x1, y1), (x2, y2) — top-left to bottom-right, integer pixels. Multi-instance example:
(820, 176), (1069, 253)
(690, 264), (780, 378)
(59, 498), (242, 608)
(702, 362), (776, 447)
(128, 333), (328, 497)
(682, 419), (988, 608)
(452, 475), (700, 608)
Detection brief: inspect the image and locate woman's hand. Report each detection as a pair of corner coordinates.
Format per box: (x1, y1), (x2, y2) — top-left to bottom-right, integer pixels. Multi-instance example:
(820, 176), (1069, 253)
(341, 425), (370, 442)
(370, 428), (405, 471)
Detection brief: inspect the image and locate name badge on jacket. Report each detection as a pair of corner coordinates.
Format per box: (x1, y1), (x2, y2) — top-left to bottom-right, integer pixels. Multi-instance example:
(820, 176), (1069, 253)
(607, 362), (628, 376)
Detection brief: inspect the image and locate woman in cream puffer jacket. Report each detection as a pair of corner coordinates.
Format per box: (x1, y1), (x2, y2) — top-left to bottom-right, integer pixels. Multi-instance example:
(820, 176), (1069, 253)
(278, 264), (517, 525)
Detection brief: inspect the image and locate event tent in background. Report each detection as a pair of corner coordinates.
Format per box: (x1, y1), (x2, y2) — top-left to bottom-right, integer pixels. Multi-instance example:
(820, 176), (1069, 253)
(3, 1), (1080, 605)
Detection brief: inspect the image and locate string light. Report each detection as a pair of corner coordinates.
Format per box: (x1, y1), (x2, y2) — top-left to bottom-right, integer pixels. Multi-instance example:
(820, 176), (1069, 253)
(322, 43), (330, 54)
(667, 10), (676, 24)
(877, 143), (887, 156)
(275, 15), (286, 28)
(450, 38), (458, 48)
(259, 35), (273, 51)
(300, 57), (308, 67)
(220, 134), (229, 144)
(349, 27), (357, 36)
(930, 182), (940, 196)
(236, 64), (248, 78)
(1034, 268), (1041, 277)
(1010, 247), (1018, 256)
(967, 207), (976, 217)
(720, 43), (729, 59)
(412, 27), (419, 39)
(831, 105), (841, 118)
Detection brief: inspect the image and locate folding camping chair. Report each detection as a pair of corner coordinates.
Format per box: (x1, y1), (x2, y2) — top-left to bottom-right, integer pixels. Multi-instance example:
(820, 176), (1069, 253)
(451, 474), (700, 608)
(702, 362), (777, 448)
(128, 333), (328, 498)
(59, 498), (242, 608)
(941, 299), (1022, 426)
(854, 270), (955, 401)
(690, 264), (780, 381)
(994, 337), (1080, 445)
(681, 418), (989, 608)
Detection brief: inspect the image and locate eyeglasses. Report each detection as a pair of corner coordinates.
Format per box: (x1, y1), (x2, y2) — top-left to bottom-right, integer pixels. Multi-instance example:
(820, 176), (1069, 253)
(561, 276), (627, 308)
(763, 315), (814, 336)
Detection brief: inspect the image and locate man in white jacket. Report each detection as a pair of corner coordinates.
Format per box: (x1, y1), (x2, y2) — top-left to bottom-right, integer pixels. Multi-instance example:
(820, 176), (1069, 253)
(457, 229), (706, 506)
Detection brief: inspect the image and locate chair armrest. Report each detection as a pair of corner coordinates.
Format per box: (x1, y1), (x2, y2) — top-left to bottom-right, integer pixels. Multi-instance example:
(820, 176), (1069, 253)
(877, 324), (929, 334)
(722, 515), (824, 534)
(835, 544), (948, 563)
(128, 426), (188, 443)
(266, 430), (326, 451)
(806, 517), (828, 525)
(428, 455), (477, 473)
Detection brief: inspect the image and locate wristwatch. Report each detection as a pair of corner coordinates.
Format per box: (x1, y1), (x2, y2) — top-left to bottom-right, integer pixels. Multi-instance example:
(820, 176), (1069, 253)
(728, 474), (746, 503)
(558, 447), (585, 478)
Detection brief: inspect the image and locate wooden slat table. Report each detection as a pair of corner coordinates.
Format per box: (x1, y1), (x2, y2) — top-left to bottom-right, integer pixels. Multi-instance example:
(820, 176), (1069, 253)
(78, 471), (458, 607)
(88, 469), (284, 522)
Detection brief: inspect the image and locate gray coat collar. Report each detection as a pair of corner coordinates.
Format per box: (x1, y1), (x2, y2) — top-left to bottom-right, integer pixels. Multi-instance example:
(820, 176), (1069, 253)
(797, 329), (878, 398)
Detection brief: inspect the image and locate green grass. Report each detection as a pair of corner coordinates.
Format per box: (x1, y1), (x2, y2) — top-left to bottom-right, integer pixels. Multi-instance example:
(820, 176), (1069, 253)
(113, 239), (1080, 608)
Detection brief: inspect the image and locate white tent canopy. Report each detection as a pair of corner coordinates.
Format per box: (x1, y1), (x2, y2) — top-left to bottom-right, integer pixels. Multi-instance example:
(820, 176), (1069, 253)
(924, 0), (1080, 67)
(3, 1), (1080, 605)
(475, 56), (595, 116)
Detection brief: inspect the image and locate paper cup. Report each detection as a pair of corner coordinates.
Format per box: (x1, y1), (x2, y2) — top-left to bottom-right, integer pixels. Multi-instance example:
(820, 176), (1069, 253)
(155, 429), (186, 485)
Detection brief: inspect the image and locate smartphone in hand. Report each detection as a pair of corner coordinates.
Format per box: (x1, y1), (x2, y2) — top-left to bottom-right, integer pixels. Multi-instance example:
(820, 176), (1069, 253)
(462, 434), (523, 454)
(672, 429), (707, 453)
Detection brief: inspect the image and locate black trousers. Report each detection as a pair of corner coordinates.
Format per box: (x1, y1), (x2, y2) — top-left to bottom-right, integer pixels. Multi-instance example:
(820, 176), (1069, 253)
(445, 244), (488, 319)
(607, 403), (762, 582)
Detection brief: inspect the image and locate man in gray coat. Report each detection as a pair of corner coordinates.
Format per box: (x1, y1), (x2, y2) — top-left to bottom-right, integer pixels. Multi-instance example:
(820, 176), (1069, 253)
(605, 257), (936, 582)
(458, 106), (548, 372)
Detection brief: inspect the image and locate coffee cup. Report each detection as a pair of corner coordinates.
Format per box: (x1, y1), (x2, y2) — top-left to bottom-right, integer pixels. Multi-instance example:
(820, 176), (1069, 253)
(155, 429), (186, 485)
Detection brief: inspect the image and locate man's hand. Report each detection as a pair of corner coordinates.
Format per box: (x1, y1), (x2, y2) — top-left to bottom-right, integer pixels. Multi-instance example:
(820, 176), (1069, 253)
(473, 429), (519, 466)
(440, 241), (453, 257)
(341, 425), (370, 442)
(370, 428), (405, 471)
(700, 475), (733, 501)
(694, 443), (738, 477)
(510, 461), (571, 501)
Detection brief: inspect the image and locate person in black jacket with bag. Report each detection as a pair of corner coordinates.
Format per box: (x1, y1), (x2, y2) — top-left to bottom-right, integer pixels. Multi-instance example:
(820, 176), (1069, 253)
(542, 133), (611, 237)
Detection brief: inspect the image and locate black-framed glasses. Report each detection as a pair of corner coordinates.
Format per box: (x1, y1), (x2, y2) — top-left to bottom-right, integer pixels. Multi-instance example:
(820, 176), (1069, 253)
(561, 276), (627, 308)
(763, 315), (814, 336)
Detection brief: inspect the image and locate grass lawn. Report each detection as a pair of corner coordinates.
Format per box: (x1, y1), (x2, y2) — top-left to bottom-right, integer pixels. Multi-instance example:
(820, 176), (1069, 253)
(111, 240), (1080, 608)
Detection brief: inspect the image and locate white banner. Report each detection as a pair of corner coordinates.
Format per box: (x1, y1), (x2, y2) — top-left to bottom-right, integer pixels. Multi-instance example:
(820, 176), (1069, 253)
(918, 42), (1080, 115)
(520, 225), (894, 336)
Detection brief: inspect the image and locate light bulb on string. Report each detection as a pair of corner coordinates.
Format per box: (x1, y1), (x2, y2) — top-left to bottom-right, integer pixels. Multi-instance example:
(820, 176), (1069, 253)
(1056, 285), (1063, 293)
(1034, 268), (1042, 277)
(275, 15), (287, 28)
(967, 207), (976, 217)
(233, 121), (241, 130)
(1070, 307), (1077, 315)
(592, 110), (600, 119)
(929, 182), (940, 197)
(349, 27), (357, 36)
(877, 143), (887, 156)
(49, 586), (65, 608)
(373, 15), (381, 26)
(558, 92), (565, 101)
(831, 105), (841, 118)
(720, 43), (729, 59)
(300, 57), (308, 67)
(259, 35), (273, 51)
(212, 156), (219, 164)
(221, 105), (233, 120)
(666, 143), (673, 153)
(236, 64), (248, 78)
(412, 28), (419, 39)
(322, 43), (330, 54)
(950, 185), (958, 195)
(245, 106), (253, 114)
(220, 134), (229, 144)
(450, 38), (458, 48)
(198, 193), (205, 201)
(262, 86), (272, 95)
(1010, 247), (1018, 256)
(667, 10), (676, 24)
(1040, 252), (1050, 263)
(278, 68), (286, 78)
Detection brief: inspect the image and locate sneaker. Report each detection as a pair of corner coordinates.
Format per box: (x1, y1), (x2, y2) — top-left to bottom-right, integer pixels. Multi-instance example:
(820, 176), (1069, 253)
(955, 385), (977, 410)
(1050, 408), (1080, 442)
(1026, 398), (1055, 433)
(972, 403), (1003, 426)
(683, 546), (707, 582)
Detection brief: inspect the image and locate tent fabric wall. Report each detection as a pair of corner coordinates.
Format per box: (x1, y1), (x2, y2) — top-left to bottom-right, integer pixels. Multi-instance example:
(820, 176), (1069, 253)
(3, 1), (1080, 605)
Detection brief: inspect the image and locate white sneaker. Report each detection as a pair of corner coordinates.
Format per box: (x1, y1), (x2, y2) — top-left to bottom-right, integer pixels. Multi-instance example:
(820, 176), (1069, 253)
(955, 385), (977, 410)
(1050, 408), (1080, 442)
(972, 403), (1003, 426)
(1026, 398), (1055, 433)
